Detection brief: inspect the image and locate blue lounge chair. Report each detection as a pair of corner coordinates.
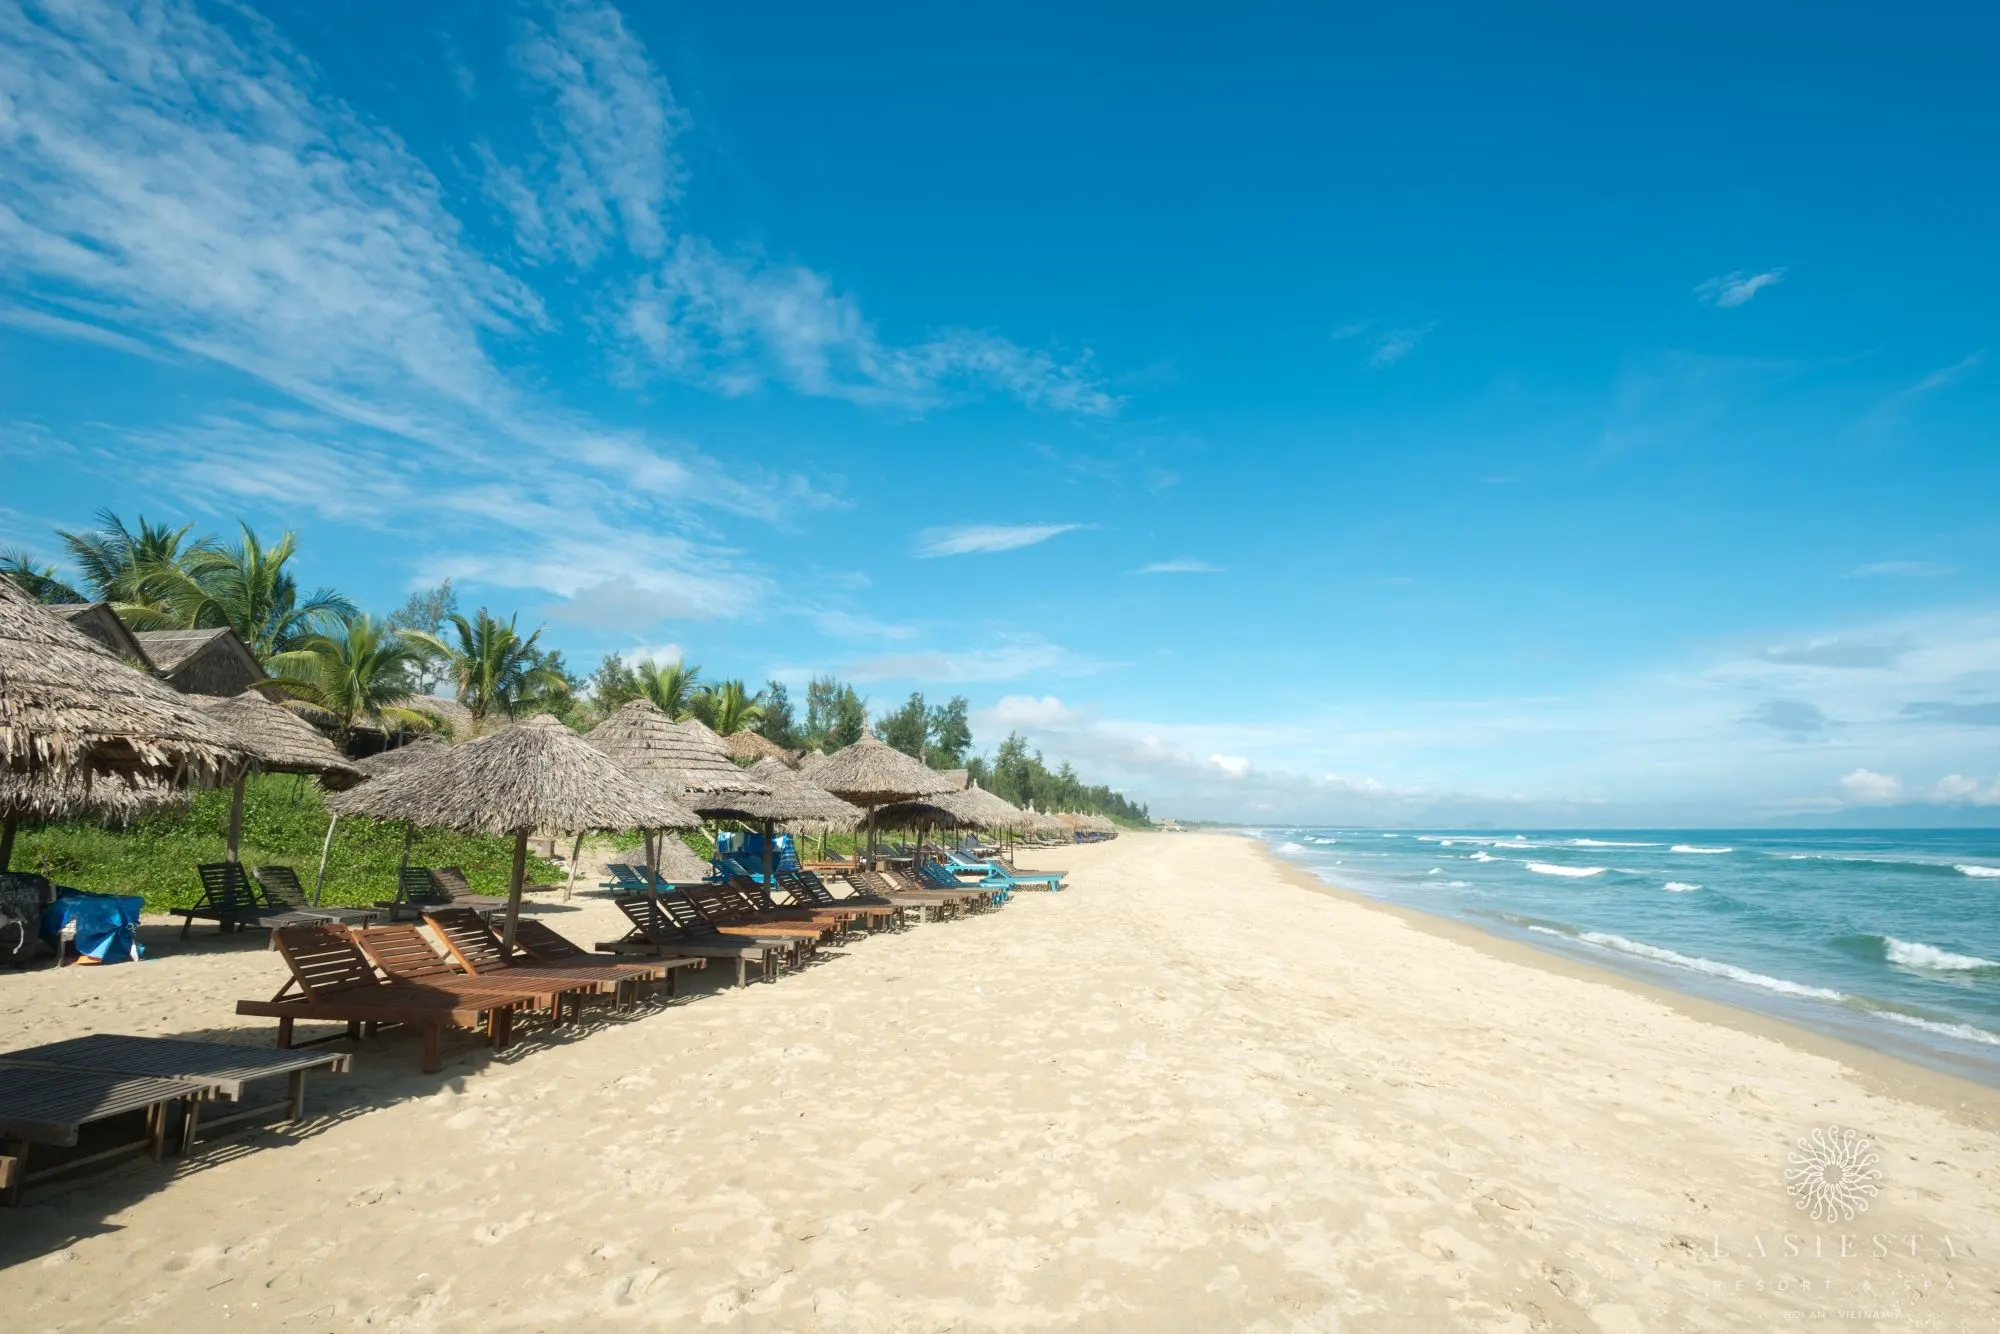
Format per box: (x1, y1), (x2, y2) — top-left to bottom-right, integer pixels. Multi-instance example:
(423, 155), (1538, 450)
(940, 851), (1065, 891)
(918, 859), (1021, 903)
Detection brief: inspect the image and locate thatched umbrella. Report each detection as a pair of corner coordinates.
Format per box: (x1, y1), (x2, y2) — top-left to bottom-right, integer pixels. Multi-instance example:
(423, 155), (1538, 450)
(813, 733), (957, 867)
(328, 714), (699, 950)
(796, 749), (830, 779)
(198, 690), (362, 867)
(0, 768), (191, 822)
(587, 701), (778, 887)
(722, 729), (793, 765)
(650, 832), (713, 883)
(0, 580), (243, 869)
(354, 736), (450, 778)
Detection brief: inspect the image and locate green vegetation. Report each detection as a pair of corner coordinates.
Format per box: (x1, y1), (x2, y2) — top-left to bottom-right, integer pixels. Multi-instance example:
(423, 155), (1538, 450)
(969, 734), (1151, 827)
(7, 774), (559, 914)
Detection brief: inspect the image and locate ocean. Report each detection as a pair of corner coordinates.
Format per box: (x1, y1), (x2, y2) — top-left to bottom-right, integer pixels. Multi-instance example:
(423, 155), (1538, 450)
(1255, 828), (2000, 1085)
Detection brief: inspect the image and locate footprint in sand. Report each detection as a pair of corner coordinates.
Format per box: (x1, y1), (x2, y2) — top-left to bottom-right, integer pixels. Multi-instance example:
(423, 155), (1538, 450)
(472, 1211), (537, 1244)
(609, 1265), (663, 1305)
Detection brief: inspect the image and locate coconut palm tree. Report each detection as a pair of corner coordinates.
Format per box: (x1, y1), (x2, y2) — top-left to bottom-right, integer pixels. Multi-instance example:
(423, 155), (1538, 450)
(0, 548), (82, 604)
(267, 615), (435, 744)
(148, 523), (353, 662)
(634, 657), (703, 720)
(700, 679), (765, 735)
(403, 610), (565, 725)
(56, 509), (212, 626)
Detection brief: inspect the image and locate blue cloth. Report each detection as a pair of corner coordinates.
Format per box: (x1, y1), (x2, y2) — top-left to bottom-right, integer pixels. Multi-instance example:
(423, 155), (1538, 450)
(41, 888), (145, 964)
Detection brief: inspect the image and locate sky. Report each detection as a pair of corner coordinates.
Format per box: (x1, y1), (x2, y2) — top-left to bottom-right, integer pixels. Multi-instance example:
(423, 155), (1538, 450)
(2, 0), (1996, 826)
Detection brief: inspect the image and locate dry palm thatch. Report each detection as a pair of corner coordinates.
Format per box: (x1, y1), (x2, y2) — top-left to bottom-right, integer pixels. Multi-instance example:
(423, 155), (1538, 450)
(721, 729), (793, 764)
(0, 577), (243, 783)
(0, 767), (191, 821)
(937, 768), (970, 793)
(945, 783), (1030, 831)
(795, 749), (830, 778)
(198, 690), (361, 788)
(329, 715), (697, 835)
(812, 733), (956, 804)
(389, 693), (479, 740)
(587, 700), (772, 803)
(872, 799), (967, 830)
(353, 736), (450, 778)
(746, 756), (864, 830)
(329, 715), (701, 949)
(650, 832), (713, 882)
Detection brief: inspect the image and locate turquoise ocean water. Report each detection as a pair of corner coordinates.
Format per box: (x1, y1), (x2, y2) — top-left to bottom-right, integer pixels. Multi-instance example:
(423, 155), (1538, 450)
(1256, 828), (2000, 1085)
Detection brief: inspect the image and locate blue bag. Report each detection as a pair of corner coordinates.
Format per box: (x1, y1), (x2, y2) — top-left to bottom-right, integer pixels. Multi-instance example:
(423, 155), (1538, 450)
(41, 888), (146, 964)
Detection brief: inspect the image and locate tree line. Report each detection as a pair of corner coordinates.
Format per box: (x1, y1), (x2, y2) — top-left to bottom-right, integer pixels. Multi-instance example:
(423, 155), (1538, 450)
(4, 510), (1149, 823)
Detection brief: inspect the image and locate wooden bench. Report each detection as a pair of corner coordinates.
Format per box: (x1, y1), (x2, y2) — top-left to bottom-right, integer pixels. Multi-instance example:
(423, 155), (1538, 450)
(0, 1066), (210, 1205)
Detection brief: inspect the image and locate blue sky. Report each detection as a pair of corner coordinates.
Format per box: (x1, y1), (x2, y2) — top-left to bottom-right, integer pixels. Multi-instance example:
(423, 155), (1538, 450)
(2, 0), (1996, 824)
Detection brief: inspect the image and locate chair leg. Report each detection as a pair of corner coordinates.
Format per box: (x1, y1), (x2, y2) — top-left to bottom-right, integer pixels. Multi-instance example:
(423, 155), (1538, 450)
(276, 1016), (294, 1049)
(420, 1023), (440, 1073)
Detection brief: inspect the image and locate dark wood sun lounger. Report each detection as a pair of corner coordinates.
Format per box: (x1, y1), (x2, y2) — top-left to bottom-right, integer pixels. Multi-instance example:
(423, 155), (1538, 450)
(0, 1066), (212, 1205)
(347, 923), (601, 1023)
(374, 866), (507, 922)
(420, 907), (701, 1005)
(253, 865), (380, 928)
(723, 876), (864, 934)
(179, 862), (337, 939)
(603, 894), (787, 986)
(682, 884), (832, 947)
(0, 1034), (348, 1154)
(778, 868), (903, 930)
(236, 925), (540, 1072)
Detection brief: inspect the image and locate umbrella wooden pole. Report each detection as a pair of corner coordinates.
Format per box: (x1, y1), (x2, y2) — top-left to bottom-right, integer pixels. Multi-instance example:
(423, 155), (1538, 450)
(223, 771), (248, 865)
(397, 822), (415, 875)
(564, 832), (584, 902)
(761, 819), (776, 895)
(311, 815), (340, 905)
(503, 829), (528, 954)
(0, 815), (16, 874)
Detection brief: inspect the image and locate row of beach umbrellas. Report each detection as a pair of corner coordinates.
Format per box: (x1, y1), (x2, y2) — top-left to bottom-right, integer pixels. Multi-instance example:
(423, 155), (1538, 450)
(2, 579), (1102, 946)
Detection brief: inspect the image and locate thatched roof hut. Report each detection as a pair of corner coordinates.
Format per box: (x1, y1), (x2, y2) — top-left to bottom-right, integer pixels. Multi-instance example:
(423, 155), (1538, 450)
(650, 833), (713, 883)
(946, 783), (1029, 831)
(1, 579), (242, 783)
(746, 756), (864, 830)
(721, 729), (793, 764)
(134, 626), (267, 698)
(198, 691), (361, 788)
(389, 693), (480, 740)
(938, 768), (970, 793)
(0, 767), (191, 821)
(49, 603), (154, 668)
(587, 701), (772, 806)
(353, 736), (450, 778)
(329, 715), (701, 948)
(796, 749), (829, 778)
(812, 733), (956, 804)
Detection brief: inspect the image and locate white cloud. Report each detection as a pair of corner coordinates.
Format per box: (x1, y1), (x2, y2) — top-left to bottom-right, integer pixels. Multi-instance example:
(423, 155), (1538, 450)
(1838, 768), (1902, 805)
(1369, 324), (1434, 367)
(1933, 774), (2000, 806)
(1695, 269), (1785, 308)
(1209, 753), (1251, 777)
(1848, 560), (1957, 579)
(983, 695), (1087, 729)
(848, 637), (1108, 684)
(495, 0), (685, 264)
(1136, 558), (1221, 574)
(914, 523), (1085, 558)
(623, 238), (1118, 415)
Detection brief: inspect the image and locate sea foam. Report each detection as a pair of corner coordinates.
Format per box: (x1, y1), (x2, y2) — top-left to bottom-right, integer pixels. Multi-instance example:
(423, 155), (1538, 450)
(1571, 931), (1845, 1000)
(1671, 844), (1733, 854)
(1955, 864), (2000, 879)
(1526, 862), (1605, 878)
(1883, 937), (2000, 972)
(1663, 881), (1701, 892)
(1276, 841), (1306, 854)
(1867, 1009), (2000, 1047)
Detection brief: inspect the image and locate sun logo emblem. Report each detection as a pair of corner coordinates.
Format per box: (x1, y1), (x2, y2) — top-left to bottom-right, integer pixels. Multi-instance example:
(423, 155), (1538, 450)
(1784, 1126), (1882, 1222)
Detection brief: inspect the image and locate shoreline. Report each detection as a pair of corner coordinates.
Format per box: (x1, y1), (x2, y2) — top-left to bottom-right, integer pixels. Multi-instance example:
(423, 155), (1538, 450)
(1251, 838), (2000, 1132)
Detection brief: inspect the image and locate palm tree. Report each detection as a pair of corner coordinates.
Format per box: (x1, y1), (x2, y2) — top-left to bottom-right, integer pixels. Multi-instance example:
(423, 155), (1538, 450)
(634, 657), (703, 720)
(700, 679), (765, 735)
(404, 610), (565, 725)
(154, 523), (354, 662)
(0, 549), (82, 603)
(56, 509), (212, 626)
(267, 615), (434, 744)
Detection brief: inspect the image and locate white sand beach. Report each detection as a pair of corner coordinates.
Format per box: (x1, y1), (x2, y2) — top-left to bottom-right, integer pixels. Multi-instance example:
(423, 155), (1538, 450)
(2, 832), (1996, 1331)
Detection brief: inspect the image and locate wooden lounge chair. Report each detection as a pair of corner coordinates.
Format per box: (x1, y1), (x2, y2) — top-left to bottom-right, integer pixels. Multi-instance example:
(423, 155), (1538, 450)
(601, 895), (784, 987)
(179, 862), (336, 939)
(682, 884), (831, 947)
(236, 925), (539, 1072)
(253, 865), (380, 928)
(880, 865), (996, 910)
(346, 923), (600, 1024)
(777, 868), (903, 930)
(846, 868), (971, 921)
(374, 866), (506, 922)
(432, 866), (517, 910)
(723, 876), (866, 934)
(0, 1066), (211, 1205)
(0, 1034), (348, 1153)
(420, 907), (701, 1005)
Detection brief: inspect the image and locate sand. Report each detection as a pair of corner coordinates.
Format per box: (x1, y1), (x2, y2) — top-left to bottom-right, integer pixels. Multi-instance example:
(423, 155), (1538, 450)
(1, 831), (1996, 1331)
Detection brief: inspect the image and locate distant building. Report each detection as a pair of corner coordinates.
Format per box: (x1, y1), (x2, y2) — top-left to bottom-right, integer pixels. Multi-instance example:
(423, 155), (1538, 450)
(1155, 818), (1186, 832)
(49, 602), (155, 669)
(134, 627), (268, 698)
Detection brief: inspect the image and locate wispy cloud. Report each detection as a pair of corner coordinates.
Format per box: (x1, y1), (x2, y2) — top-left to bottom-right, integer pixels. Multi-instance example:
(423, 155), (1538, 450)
(848, 636), (1110, 683)
(1369, 324), (1435, 367)
(1695, 269), (1785, 308)
(914, 523), (1086, 558)
(622, 239), (1118, 415)
(1849, 560), (1957, 579)
(1135, 558), (1221, 574)
(1865, 350), (1986, 429)
(489, 0), (686, 265)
